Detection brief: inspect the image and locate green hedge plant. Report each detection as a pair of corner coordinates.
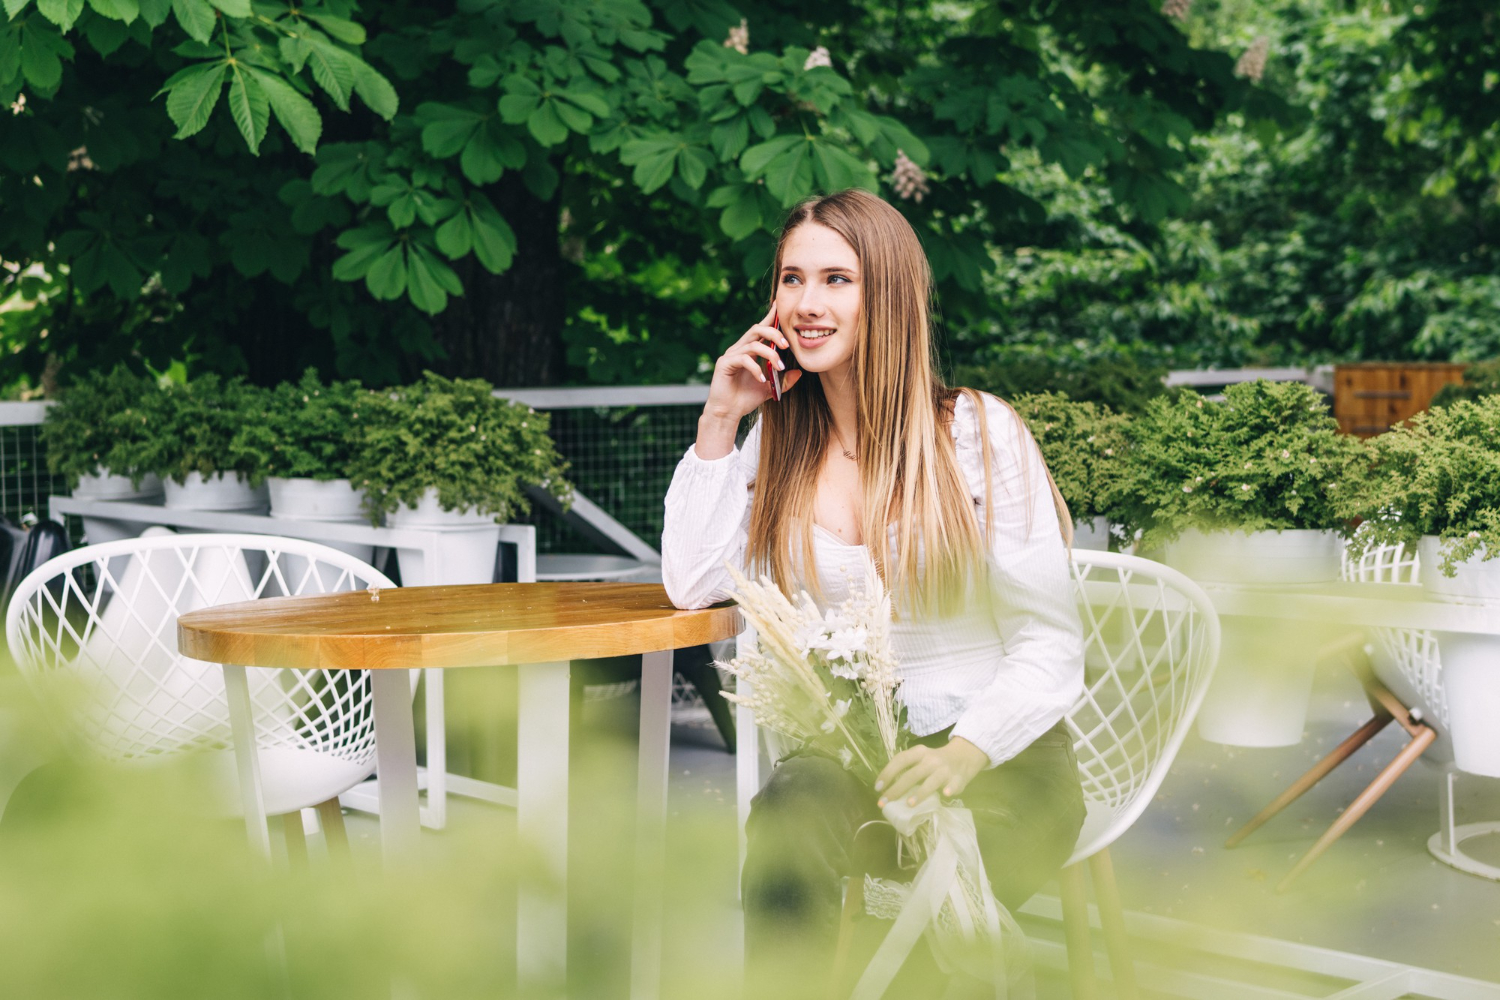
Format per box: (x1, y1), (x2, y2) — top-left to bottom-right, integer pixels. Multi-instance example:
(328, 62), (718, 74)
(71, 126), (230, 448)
(1007, 392), (1128, 526)
(349, 372), (573, 524)
(1104, 380), (1368, 550)
(238, 369), (367, 482)
(1341, 395), (1500, 575)
(138, 375), (274, 486)
(42, 365), (162, 490)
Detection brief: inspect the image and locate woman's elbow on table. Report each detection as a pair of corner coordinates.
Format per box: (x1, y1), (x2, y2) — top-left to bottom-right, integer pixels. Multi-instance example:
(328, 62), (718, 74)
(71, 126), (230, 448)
(662, 568), (729, 611)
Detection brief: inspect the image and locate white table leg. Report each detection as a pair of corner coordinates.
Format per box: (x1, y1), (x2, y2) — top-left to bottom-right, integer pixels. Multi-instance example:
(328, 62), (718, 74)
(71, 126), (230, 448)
(372, 668), (421, 865)
(630, 650), (674, 1000)
(734, 626), (760, 882)
(422, 668), (447, 830)
(518, 660), (570, 993)
(223, 663), (272, 861)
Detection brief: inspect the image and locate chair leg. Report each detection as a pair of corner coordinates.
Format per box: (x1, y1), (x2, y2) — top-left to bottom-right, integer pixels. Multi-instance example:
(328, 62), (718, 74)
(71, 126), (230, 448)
(1058, 861), (1098, 1000)
(1087, 849), (1138, 1000)
(317, 798), (351, 860)
(1226, 712), (1394, 847)
(282, 810), (309, 869)
(1277, 725), (1437, 892)
(830, 871), (867, 994)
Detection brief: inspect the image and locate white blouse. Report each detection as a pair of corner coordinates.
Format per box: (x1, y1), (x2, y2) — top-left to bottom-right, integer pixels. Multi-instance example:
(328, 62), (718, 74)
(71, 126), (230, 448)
(661, 392), (1084, 768)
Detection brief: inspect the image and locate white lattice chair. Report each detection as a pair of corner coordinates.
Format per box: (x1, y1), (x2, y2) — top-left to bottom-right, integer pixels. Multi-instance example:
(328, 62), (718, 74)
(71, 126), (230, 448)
(1341, 543), (1499, 880)
(4, 530), (415, 857)
(1056, 550), (1221, 998)
(1220, 539), (1472, 889)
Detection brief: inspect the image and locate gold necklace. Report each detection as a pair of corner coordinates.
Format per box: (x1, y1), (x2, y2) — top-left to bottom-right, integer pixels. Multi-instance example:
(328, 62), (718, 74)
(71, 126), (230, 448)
(831, 423), (857, 462)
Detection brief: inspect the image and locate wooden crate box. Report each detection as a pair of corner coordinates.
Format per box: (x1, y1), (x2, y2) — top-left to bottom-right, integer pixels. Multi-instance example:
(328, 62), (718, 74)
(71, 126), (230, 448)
(1334, 362), (1466, 438)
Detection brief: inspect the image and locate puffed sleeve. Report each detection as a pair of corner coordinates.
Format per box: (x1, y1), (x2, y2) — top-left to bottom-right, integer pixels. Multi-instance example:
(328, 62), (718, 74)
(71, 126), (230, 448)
(661, 420), (761, 609)
(948, 392), (1085, 767)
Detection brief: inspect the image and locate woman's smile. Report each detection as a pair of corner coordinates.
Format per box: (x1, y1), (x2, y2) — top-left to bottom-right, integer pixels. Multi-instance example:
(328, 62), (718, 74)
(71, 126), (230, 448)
(796, 326), (838, 348)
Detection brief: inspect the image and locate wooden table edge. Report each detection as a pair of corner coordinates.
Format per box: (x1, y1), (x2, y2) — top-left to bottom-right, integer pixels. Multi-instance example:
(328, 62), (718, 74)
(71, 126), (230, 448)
(177, 596), (743, 671)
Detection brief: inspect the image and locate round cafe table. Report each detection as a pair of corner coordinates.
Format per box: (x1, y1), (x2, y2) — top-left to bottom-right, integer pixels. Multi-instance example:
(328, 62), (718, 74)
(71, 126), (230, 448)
(178, 581), (741, 998)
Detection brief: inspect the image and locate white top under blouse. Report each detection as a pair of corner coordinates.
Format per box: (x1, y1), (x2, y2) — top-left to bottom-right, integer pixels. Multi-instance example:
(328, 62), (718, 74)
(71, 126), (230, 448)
(661, 392), (1084, 768)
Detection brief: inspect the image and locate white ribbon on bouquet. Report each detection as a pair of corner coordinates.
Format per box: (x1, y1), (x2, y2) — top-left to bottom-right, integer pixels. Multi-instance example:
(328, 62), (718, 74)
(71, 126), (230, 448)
(850, 796), (1034, 1000)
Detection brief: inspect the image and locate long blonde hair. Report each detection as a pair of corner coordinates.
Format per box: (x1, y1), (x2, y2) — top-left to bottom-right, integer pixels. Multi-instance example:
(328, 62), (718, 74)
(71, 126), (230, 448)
(745, 189), (1071, 616)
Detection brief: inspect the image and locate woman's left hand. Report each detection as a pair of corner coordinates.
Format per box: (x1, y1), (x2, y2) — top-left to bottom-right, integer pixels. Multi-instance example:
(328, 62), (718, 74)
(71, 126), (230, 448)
(875, 737), (991, 808)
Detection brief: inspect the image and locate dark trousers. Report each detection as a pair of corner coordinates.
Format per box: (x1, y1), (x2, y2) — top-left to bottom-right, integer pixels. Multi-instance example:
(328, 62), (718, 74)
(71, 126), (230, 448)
(741, 723), (1086, 999)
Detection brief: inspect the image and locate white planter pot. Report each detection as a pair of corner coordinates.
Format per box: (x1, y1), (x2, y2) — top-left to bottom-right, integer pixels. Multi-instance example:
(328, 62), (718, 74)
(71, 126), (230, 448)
(75, 471), (164, 501)
(266, 478), (376, 588)
(1165, 528), (1344, 747)
(1436, 632), (1500, 778)
(1071, 516), (1111, 552)
(1418, 536), (1500, 604)
(1421, 538), (1500, 777)
(388, 488), (500, 586)
(77, 470), (164, 546)
(267, 477), (367, 521)
(163, 472), (269, 513)
(387, 489), (497, 529)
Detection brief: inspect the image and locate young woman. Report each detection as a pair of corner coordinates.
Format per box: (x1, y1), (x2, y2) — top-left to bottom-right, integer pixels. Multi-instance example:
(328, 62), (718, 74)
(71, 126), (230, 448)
(662, 189), (1085, 997)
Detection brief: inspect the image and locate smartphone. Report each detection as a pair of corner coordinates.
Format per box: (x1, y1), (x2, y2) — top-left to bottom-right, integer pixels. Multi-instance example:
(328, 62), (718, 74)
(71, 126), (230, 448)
(765, 311), (798, 401)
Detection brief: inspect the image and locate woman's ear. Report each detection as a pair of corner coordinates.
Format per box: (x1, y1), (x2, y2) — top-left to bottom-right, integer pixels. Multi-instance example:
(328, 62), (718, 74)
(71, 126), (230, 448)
(781, 369), (803, 394)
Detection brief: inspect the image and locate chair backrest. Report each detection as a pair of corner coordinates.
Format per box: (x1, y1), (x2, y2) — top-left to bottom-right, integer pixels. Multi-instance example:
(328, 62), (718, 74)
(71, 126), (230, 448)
(1065, 550), (1221, 865)
(4, 531), (398, 769)
(1342, 540), (1451, 758)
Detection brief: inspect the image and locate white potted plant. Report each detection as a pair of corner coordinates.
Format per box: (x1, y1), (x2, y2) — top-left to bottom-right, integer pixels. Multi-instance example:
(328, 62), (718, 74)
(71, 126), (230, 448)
(348, 372), (573, 584)
(1009, 391), (1129, 550)
(141, 375), (271, 512)
(43, 365), (165, 544)
(1106, 380), (1368, 746)
(1344, 395), (1500, 776)
(232, 368), (373, 573)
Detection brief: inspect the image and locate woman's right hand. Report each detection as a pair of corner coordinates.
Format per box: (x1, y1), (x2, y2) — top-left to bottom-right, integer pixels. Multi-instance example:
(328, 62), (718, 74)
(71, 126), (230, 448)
(695, 305), (802, 459)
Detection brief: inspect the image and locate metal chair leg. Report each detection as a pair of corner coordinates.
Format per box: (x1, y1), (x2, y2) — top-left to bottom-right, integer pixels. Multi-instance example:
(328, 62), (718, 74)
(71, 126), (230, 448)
(1277, 725), (1437, 891)
(1058, 861), (1098, 1000)
(1226, 712), (1393, 847)
(1087, 849), (1139, 1000)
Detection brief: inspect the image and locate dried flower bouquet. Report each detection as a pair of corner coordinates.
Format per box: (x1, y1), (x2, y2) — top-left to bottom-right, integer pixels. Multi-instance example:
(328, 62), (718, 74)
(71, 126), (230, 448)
(719, 558), (909, 787)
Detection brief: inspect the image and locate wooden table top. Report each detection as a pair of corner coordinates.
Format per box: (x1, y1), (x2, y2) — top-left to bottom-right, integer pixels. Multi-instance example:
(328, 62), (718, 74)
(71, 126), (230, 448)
(177, 583), (743, 671)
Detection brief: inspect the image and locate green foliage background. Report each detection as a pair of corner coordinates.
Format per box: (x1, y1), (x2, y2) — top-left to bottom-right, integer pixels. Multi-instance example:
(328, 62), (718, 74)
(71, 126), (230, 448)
(955, 0), (1500, 374)
(0, 0), (1496, 392)
(1, 0), (1288, 390)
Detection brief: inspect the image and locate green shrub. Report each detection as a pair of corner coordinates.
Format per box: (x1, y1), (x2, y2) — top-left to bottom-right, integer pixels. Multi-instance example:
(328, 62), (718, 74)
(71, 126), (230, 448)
(1341, 396), (1500, 575)
(1008, 392), (1128, 524)
(138, 375), (274, 486)
(1430, 359), (1500, 408)
(237, 369), (367, 481)
(349, 372), (573, 523)
(1103, 381), (1367, 550)
(42, 365), (162, 490)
